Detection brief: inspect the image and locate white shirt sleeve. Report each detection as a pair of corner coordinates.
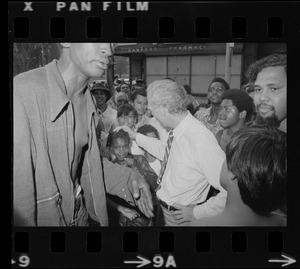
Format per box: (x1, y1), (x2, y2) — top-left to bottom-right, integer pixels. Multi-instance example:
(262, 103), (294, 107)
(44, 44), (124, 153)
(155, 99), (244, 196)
(192, 132), (227, 219)
(136, 133), (166, 161)
(193, 190), (227, 219)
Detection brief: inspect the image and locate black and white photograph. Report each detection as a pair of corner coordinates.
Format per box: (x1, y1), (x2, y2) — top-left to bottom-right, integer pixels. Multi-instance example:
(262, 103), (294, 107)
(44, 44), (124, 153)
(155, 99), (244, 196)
(9, 1), (299, 268)
(13, 42), (287, 227)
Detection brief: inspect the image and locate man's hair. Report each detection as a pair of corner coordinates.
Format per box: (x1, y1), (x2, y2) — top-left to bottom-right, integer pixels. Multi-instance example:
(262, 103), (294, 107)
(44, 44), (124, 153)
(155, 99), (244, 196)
(115, 92), (129, 102)
(131, 84), (147, 93)
(106, 129), (130, 148)
(117, 104), (138, 119)
(208, 77), (230, 91)
(246, 54), (287, 83)
(221, 89), (255, 122)
(226, 125), (286, 216)
(162, 77), (176, 82)
(137, 124), (160, 139)
(130, 87), (147, 102)
(147, 80), (188, 114)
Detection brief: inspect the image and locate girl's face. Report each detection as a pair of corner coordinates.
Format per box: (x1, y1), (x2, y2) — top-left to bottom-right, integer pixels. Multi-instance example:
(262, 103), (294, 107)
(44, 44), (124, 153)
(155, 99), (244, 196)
(207, 82), (226, 104)
(133, 94), (148, 116)
(111, 138), (129, 162)
(117, 111), (136, 129)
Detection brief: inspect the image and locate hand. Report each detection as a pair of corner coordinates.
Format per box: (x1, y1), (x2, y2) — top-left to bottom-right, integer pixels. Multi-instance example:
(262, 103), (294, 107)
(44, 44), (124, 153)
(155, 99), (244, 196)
(171, 203), (196, 224)
(124, 157), (134, 166)
(114, 126), (137, 140)
(130, 173), (154, 218)
(119, 206), (140, 221)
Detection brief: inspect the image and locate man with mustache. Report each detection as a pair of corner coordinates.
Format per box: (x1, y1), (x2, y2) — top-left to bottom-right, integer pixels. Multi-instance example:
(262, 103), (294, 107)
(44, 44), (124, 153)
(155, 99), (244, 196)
(13, 43), (154, 226)
(246, 53), (287, 216)
(246, 54), (286, 133)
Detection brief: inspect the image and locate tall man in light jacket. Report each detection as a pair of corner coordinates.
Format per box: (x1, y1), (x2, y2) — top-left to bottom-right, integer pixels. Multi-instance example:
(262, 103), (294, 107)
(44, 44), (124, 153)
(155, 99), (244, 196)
(13, 43), (154, 226)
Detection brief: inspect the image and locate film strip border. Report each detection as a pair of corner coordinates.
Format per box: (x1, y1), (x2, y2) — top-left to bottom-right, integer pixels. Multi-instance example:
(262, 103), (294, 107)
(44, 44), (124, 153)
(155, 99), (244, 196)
(8, 1), (300, 268)
(8, 2), (300, 41)
(12, 228), (290, 268)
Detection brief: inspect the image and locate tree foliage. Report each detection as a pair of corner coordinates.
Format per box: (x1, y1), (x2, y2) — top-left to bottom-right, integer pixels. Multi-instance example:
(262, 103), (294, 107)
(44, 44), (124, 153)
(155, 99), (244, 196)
(13, 43), (61, 77)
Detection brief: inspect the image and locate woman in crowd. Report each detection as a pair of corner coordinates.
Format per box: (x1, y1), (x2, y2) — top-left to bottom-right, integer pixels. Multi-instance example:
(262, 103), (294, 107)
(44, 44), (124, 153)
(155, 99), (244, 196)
(117, 103), (144, 155)
(194, 77), (230, 136)
(130, 87), (151, 130)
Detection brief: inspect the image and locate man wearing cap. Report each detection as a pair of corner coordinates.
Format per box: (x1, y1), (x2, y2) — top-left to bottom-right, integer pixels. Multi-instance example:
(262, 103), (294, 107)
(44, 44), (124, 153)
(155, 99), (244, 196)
(91, 82), (118, 134)
(13, 43), (154, 226)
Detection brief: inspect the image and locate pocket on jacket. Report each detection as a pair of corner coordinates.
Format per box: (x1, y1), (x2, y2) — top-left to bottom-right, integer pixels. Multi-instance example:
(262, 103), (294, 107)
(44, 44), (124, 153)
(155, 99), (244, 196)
(37, 192), (67, 226)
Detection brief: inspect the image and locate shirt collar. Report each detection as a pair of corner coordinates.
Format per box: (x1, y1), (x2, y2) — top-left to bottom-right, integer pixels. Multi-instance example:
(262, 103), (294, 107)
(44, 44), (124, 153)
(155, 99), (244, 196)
(46, 60), (70, 122)
(172, 111), (192, 138)
(46, 59), (97, 122)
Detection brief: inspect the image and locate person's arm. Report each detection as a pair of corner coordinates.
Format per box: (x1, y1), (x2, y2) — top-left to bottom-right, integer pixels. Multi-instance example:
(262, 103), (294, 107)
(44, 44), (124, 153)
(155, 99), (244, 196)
(133, 155), (158, 192)
(13, 89), (37, 226)
(114, 126), (166, 161)
(172, 134), (226, 223)
(106, 197), (140, 221)
(102, 158), (154, 218)
(192, 138), (227, 219)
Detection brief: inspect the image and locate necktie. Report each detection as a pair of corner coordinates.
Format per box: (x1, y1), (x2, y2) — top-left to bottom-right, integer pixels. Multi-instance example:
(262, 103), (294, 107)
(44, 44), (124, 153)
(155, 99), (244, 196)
(156, 130), (174, 191)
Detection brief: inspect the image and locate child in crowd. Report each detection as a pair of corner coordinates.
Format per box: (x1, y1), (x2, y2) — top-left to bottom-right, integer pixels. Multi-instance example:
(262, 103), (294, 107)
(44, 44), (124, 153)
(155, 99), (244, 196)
(137, 124), (162, 176)
(194, 77), (230, 136)
(189, 125), (286, 226)
(216, 89), (255, 151)
(117, 104), (144, 155)
(105, 129), (158, 226)
(130, 87), (151, 130)
(107, 92), (130, 110)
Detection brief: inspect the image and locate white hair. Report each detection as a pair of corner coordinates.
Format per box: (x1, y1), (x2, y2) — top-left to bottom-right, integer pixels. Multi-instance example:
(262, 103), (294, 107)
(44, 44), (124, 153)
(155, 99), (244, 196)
(147, 80), (188, 114)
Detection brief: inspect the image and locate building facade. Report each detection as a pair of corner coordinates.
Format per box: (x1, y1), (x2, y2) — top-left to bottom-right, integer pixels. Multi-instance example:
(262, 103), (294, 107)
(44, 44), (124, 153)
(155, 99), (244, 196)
(114, 43), (286, 98)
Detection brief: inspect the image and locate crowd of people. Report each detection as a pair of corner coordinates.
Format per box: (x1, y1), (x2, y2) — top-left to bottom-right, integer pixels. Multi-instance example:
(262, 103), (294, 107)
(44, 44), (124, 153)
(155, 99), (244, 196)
(13, 43), (286, 227)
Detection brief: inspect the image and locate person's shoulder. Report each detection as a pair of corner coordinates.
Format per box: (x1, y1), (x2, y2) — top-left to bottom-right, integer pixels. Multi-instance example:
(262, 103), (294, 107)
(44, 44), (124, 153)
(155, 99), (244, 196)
(14, 66), (46, 84)
(267, 211), (287, 226)
(215, 129), (224, 143)
(194, 107), (209, 119)
(106, 105), (117, 115)
(14, 67), (48, 103)
(133, 154), (148, 162)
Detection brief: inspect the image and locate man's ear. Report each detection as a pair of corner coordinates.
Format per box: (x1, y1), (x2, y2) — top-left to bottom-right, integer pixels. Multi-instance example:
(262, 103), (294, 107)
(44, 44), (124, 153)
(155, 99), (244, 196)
(161, 106), (168, 117)
(239, 110), (247, 120)
(228, 169), (236, 182)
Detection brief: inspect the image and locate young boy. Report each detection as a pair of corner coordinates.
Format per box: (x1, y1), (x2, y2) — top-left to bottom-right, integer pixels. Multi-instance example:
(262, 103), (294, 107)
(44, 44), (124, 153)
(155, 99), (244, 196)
(105, 129), (158, 226)
(137, 124), (162, 176)
(117, 104), (144, 155)
(216, 89), (255, 151)
(189, 125), (286, 226)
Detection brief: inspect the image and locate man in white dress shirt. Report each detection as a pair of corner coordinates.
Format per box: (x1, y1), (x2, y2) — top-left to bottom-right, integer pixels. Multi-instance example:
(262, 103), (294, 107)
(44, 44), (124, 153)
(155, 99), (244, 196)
(118, 79), (226, 226)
